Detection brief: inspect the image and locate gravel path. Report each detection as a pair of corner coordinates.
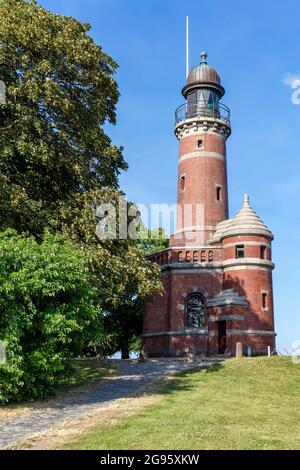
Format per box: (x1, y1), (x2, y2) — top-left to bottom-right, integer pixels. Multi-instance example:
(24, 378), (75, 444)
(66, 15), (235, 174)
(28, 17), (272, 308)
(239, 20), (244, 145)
(0, 358), (214, 449)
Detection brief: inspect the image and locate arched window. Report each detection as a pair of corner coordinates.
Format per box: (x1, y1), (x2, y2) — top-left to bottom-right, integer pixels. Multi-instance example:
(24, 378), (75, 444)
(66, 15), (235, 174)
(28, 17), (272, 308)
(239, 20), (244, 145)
(186, 294), (206, 328)
(201, 250), (206, 262)
(186, 251), (191, 262)
(178, 251), (184, 262)
(193, 251), (199, 263)
(208, 251), (213, 262)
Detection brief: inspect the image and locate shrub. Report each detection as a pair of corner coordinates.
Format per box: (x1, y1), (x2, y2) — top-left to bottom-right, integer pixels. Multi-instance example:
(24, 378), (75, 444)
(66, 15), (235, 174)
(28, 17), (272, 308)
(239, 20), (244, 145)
(0, 229), (103, 403)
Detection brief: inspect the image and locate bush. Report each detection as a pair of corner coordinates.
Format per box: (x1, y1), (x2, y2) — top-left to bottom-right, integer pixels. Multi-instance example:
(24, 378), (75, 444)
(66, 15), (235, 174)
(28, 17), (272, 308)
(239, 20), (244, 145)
(0, 230), (103, 403)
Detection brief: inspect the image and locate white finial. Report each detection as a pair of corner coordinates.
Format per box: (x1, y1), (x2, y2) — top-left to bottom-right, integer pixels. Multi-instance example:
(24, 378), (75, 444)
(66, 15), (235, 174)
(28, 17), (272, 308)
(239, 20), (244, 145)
(243, 193), (250, 204)
(201, 51), (207, 64)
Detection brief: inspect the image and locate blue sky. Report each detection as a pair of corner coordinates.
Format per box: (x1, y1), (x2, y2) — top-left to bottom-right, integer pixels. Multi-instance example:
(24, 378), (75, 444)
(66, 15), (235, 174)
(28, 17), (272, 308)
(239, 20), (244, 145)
(39, 0), (300, 351)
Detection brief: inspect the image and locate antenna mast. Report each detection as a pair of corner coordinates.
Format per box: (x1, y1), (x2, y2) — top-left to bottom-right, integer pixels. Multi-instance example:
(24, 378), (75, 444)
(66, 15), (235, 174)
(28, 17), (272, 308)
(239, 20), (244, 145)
(186, 16), (189, 79)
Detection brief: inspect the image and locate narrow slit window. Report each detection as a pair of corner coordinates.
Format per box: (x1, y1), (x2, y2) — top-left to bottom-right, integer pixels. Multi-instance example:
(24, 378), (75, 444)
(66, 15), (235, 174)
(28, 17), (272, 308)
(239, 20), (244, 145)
(236, 245), (245, 259)
(262, 292), (267, 309)
(180, 175), (186, 192)
(197, 139), (203, 149)
(216, 186), (222, 201)
(260, 245), (267, 259)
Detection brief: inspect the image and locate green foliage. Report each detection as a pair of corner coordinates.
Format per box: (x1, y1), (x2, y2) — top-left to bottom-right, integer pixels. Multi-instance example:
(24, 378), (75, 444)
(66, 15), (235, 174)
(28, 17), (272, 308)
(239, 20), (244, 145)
(136, 226), (169, 254)
(0, 229), (103, 403)
(0, 0), (127, 237)
(101, 228), (166, 359)
(0, 0), (163, 386)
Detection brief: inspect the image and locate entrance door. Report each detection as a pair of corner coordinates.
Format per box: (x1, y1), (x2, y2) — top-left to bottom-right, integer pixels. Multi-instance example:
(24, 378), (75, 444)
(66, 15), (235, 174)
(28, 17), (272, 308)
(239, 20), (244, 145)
(218, 321), (226, 354)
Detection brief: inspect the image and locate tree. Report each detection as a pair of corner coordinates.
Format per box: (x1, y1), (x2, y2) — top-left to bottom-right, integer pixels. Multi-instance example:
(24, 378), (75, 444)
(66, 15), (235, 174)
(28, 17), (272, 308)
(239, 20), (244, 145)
(0, 229), (103, 403)
(136, 226), (169, 254)
(0, 0), (127, 237)
(0, 1), (164, 368)
(102, 228), (168, 359)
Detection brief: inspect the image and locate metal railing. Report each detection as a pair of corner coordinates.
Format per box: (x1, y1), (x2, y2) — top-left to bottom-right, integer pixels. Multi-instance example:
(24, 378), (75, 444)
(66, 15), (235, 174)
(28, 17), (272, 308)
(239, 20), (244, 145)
(175, 101), (231, 127)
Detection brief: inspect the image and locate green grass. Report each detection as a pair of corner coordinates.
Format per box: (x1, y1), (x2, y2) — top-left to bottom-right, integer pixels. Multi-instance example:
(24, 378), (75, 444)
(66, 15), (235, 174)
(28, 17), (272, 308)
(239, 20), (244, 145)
(58, 357), (300, 450)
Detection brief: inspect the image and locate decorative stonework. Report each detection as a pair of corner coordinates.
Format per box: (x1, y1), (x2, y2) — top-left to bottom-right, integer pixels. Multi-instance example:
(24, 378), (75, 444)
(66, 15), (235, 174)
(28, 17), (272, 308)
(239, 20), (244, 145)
(206, 289), (247, 308)
(175, 117), (231, 141)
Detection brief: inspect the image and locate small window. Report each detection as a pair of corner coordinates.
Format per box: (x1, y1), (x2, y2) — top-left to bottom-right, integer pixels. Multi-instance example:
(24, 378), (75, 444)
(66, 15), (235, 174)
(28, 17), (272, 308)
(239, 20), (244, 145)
(260, 245), (267, 260)
(178, 251), (184, 262)
(262, 292), (267, 309)
(193, 251), (199, 263)
(236, 245), (245, 259)
(208, 251), (213, 262)
(201, 250), (206, 262)
(197, 139), (203, 149)
(216, 186), (222, 202)
(180, 175), (186, 192)
(186, 251), (191, 262)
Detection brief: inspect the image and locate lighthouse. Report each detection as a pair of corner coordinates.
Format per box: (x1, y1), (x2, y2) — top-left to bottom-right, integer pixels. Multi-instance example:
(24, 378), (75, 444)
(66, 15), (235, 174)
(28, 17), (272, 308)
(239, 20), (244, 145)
(143, 53), (276, 357)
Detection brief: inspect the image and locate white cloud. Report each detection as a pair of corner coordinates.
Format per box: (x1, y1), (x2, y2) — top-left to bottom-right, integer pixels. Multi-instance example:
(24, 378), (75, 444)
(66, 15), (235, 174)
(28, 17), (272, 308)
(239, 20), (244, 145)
(282, 73), (300, 104)
(282, 72), (300, 88)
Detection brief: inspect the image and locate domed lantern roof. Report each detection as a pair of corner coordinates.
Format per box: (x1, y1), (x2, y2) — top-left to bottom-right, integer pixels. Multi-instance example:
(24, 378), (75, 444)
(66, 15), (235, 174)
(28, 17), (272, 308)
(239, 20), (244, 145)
(182, 52), (225, 99)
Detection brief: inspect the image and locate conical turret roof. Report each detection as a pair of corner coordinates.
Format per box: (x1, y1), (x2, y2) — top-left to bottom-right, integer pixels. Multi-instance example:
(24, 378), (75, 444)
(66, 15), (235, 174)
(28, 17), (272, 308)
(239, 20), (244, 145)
(209, 194), (273, 243)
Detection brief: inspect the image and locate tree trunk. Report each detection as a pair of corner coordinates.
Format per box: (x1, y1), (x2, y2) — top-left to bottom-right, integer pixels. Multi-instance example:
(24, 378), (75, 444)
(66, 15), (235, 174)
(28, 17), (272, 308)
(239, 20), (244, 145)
(121, 336), (129, 359)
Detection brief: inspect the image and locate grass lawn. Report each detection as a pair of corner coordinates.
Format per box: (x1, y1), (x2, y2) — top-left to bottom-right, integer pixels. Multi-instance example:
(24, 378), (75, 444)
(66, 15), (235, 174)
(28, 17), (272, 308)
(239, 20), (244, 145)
(0, 358), (117, 421)
(56, 357), (300, 450)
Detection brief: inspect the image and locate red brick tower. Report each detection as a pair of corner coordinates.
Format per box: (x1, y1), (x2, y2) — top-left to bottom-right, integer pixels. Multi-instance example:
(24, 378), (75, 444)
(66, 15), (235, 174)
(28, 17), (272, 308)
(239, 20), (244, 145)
(143, 53), (276, 357)
(171, 51), (230, 248)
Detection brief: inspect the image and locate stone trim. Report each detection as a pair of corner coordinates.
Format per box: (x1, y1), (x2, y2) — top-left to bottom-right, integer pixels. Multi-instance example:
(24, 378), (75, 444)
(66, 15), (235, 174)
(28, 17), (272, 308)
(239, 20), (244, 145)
(208, 329), (276, 337)
(174, 225), (216, 234)
(180, 130), (227, 139)
(206, 289), (247, 308)
(223, 265), (272, 272)
(168, 245), (223, 250)
(222, 258), (274, 270)
(179, 151), (225, 163)
(223, 258), (274, 268)
(208, 315), (244, 322)
(161, 264), (223, 275)
(142, 329), (208, 338)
